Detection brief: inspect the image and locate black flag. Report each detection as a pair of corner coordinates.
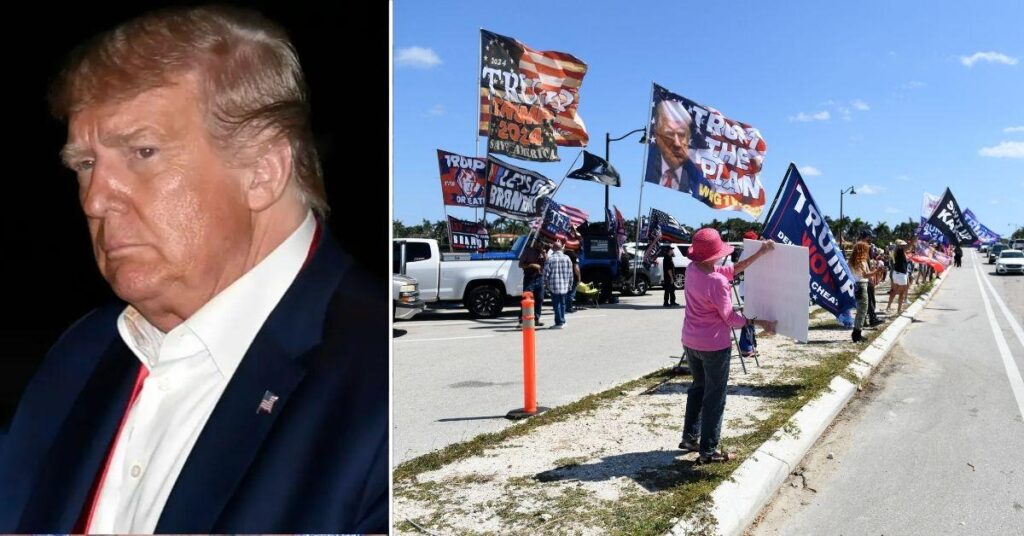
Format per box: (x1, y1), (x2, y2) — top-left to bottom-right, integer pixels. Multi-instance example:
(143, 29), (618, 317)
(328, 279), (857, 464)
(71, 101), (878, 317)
(567, 150), (621, 187)
(925, 188), (978, 246)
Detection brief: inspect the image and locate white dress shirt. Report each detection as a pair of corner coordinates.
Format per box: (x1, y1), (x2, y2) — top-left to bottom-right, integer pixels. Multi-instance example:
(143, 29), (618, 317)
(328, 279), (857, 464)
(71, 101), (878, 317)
(87, 210), (316, 534)
(661, 158), (682, 189)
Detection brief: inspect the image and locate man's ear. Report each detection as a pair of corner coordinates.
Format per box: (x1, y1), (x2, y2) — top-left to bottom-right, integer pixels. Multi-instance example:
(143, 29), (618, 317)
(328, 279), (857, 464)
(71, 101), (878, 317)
(245, 139), (294, 212)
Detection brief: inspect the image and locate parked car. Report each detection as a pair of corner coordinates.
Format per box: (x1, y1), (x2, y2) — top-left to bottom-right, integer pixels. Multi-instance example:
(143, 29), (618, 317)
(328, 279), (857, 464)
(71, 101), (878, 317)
(393, 274), (425, 320)
(995, 249), (1024, 275)
(623, 242), (693, 291)
(979, 243), (990, 253)
(1010, 239), (1024, 251)
(393, 232), (620, 318)
(988, 243), (1008, 264)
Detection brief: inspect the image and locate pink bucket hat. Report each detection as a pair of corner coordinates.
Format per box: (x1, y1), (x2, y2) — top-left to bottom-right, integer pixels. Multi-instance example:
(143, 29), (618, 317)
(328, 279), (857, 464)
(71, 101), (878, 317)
(687, 228), (734, 263)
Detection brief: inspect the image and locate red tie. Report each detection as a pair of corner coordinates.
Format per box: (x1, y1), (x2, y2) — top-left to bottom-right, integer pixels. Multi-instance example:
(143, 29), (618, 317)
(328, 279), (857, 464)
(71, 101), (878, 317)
(76, 364), (150, 533)
(662, 169), (676, 188)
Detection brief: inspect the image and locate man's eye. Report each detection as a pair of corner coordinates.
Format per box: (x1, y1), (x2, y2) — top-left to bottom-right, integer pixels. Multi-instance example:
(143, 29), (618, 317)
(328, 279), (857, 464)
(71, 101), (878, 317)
(135, 147), (157, 159)
(75, 160), (95, 172)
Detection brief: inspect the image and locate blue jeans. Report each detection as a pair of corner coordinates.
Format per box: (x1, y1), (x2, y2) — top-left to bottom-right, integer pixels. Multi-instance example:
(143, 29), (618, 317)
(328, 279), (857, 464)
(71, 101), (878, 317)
(682, 346), (732, 456)
(523, 276), (544, 320)
(568, 283), (578, 311)
(552, 293), (568, 325)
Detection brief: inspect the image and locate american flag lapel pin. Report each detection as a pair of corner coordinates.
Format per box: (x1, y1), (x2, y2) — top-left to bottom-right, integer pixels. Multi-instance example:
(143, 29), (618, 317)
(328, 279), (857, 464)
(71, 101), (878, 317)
(257, 390), (280, 415)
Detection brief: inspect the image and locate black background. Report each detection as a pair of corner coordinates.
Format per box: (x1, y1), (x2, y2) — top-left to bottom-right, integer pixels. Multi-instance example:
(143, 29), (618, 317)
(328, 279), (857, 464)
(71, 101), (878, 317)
(0, 2), (388, 429)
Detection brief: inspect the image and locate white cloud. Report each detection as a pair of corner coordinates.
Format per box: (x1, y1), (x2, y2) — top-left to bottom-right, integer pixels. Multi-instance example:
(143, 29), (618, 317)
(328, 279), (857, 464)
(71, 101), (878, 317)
(960, 51), (1019, 67)
(396, 46), (442, 69)
(978, 141), (1024, 158)
(885, 207), (901, 214)
(896, 174), (911, 181)
(851, 99), (871, 111)
(1005, 126), (1024, 133)
(423, 104), (445, 117)
(838, 107), (852, 121)
(990, 199), (1001, 205)
(857, 184), (885, 195)
(789, 111), (830, 122)
(800, 166), (822, 176)
(901, 81), (926, 89)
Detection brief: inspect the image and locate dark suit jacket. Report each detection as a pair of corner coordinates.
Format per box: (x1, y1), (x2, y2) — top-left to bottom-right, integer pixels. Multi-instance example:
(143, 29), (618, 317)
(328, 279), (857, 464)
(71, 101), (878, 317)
(0, 230), (387, 533)
(644, 146), (703, 194)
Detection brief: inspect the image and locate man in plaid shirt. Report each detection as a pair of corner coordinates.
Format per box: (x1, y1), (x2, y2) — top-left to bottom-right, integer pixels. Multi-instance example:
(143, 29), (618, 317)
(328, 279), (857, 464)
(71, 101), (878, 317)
(543, 240), (575, 328)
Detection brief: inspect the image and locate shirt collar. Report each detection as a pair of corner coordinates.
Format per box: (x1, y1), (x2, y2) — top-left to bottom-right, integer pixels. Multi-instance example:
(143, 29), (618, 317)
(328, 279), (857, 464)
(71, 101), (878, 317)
(117, 210), (317, 378)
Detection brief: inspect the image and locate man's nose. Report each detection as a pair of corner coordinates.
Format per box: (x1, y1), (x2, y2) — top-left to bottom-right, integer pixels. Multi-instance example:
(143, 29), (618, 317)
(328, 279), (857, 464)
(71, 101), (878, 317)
(81, 157), (128, 218)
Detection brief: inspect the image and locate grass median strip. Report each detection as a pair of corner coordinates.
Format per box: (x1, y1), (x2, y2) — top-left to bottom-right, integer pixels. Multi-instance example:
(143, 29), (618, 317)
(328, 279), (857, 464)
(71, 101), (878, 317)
(395, 280), (934, 535)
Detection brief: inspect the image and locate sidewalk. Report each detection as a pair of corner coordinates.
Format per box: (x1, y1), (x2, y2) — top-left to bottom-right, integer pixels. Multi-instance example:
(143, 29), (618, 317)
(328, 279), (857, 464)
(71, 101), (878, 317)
(393, 277), (942, 535)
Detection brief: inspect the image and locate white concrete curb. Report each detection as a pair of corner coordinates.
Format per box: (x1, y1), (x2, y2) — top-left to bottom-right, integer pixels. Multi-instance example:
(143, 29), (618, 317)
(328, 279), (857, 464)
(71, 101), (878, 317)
(668, 273), (950, 536)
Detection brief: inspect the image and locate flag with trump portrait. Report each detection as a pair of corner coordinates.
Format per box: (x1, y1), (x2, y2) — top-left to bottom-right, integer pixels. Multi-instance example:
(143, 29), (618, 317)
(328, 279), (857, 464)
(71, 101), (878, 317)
(437, 149), (487, 208)
(479, 29), (589, 147)
(643, 83), (768, 217)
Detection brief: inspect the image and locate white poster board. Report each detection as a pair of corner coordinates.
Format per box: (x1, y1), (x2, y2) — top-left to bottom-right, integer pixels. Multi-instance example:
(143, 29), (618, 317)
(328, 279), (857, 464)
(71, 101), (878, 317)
(738, 239), (810, 342)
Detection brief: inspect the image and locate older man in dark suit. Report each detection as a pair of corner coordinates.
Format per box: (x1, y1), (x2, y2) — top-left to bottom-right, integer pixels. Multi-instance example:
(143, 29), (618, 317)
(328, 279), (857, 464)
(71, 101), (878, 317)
(0, 6), (386, 533)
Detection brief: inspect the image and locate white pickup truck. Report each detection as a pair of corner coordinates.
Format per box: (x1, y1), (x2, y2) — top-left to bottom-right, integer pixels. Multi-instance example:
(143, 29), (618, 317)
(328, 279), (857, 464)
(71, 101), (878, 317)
(393, 237), (526, 318)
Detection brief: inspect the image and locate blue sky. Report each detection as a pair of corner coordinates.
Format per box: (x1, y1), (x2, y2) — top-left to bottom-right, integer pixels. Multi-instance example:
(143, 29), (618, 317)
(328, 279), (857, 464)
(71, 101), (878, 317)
(392, 0), (1024, 237)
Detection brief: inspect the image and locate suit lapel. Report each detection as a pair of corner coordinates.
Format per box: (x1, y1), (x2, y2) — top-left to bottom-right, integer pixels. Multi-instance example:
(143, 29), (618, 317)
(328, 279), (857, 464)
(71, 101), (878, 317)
(155, 231), (348, 532)
(16, 340), (137, 532)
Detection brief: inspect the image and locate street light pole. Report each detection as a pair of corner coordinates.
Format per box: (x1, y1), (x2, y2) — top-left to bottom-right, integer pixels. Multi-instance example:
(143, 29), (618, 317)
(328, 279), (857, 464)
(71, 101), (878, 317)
(604, 128), (647, 223)
(839, 186), (856, 248)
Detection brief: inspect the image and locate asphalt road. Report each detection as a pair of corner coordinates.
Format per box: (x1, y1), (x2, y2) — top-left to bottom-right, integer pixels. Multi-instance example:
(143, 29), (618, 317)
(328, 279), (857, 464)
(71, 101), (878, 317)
(392, 288), (706, 464)
(752, 250), (1024, 536)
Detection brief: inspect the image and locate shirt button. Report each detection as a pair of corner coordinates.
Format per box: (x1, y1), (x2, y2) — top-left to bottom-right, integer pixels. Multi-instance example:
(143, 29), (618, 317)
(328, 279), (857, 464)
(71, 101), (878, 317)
(130, 464), (142, 478)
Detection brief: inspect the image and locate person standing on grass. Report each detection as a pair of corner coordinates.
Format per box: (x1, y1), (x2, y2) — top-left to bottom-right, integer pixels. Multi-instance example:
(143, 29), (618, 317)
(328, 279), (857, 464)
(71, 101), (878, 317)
(678, 228), (777, 464)
(543, 240), (574, 329)
(849, 241), (882, 342)
(886, 239), (911, 316)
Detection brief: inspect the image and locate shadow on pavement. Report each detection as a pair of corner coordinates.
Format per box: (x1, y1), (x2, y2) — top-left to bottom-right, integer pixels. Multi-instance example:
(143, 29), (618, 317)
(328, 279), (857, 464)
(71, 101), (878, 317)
(393, 329), (407, 338)
(643, 381), (801, 398)
(436, 415), (509, 423)
(534, 450), (715, 492)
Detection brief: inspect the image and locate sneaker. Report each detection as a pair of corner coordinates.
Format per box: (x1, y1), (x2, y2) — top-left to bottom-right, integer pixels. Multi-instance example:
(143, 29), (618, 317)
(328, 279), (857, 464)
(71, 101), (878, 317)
(535, 321), (545, 327)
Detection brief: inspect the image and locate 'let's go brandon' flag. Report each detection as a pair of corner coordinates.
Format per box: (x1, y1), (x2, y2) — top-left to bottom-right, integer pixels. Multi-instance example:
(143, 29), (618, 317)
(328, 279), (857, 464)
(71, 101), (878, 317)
(479, 29), (588, 147)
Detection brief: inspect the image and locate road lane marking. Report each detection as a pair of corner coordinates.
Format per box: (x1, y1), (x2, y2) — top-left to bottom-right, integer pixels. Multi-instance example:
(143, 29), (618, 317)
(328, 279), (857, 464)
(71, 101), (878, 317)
(395, 335), (495, 343)
(976, 261), (1024, 351)
(972, 259), (1024, 419)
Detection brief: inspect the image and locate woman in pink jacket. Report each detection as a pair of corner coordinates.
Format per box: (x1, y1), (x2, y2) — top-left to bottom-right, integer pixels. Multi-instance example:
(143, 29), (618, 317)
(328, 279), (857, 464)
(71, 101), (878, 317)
(679, 228), (777, 463)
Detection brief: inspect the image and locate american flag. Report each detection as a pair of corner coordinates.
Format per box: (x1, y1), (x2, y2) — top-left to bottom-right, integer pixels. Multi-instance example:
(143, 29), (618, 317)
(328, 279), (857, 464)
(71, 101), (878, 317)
(532, 199), (588, 230)
(257, 390), (279, 414)
(479, 30), (589, 147)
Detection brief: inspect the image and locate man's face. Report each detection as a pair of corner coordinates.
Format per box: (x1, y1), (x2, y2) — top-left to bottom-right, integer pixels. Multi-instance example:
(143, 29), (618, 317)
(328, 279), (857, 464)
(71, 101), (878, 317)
(64, 77), (252, 315)
(655, 108), (691, 170)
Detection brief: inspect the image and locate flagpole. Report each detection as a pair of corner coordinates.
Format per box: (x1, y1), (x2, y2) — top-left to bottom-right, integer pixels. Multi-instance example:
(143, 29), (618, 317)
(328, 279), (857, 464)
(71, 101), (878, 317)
(549, 150), (583, 200)
(443, 206), (454, 252)
(476, 27), (483, 158)
(759, 162), (794, 233)
(632, 82), (656, 290)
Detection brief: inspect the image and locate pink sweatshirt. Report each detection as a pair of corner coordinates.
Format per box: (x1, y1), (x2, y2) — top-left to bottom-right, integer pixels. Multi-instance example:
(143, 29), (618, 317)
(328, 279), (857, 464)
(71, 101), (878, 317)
(682, 263), (747, 351)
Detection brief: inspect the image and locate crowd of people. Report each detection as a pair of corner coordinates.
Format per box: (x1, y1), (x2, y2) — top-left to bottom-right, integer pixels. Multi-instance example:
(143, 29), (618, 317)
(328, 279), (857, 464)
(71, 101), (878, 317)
(515, 226), (946, 465)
